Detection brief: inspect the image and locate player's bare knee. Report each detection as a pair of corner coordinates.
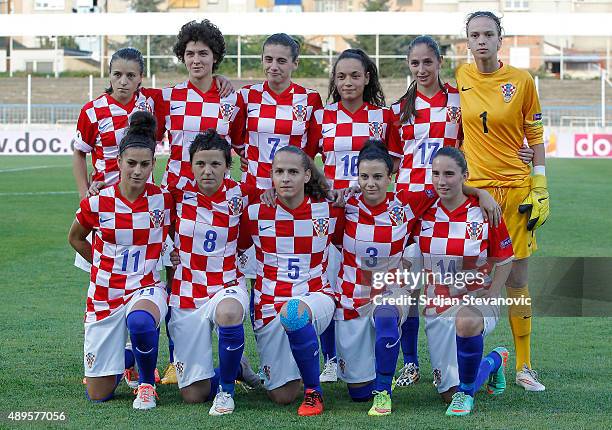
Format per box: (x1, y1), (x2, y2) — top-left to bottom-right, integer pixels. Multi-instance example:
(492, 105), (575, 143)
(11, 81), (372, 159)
(215, 298), (244, 326)
(180, 380), (210, 404)
(455, 307), (484, 337)
(267, 381), (300, 405)
(86, 376), (116, 402)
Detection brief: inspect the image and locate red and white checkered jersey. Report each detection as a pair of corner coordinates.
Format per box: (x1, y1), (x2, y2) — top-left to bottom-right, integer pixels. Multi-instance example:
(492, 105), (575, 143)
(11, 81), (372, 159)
(158, 80), (245, 188)
(390, 84), (463, 192)
(414, 195), (514, 316)
(238, 196), (342, 330)
(313, 102), (401, 189)
(336, 189), (436, 320)
(76, 183), (173, 323)
(238, 81), (323, 189)
(74, 89), (163, 185)
(169, 178), (261, 309)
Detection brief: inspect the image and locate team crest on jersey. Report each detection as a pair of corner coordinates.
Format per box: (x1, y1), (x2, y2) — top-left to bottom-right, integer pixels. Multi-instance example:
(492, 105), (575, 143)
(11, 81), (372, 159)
(293, 104), (307, 122)
(446, 106), (462, 124)
(263, 365), (271, 381)
(175, 362), (184, 378)
(339, 358), (346, 374)
(228, 196), (243, 216)
(135, 100), (153, 113)
(388, 205), (405, 226)
(85, 352), (96, 369)
(369, 121), (383, 139)
(238, 253), (248, 269)
(466, 221), (483, 240)
(219, 103), (235, 122)
(501, 83), (517, 103)
(312, 218), (330, 238)
(149, 209), (164, 228)
(432, 368), (442, 387)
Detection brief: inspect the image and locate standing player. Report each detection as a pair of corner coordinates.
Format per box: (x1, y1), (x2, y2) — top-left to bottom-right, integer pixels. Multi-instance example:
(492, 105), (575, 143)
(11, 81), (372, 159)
(414, 147), (514, 416)
(456, 11), (548, 391)
(156, 19), (245, 384)
(390, 35), (535, 387)
(71, 47), (162, 387)
(238, 146), (341, 416)
(313, 49), (401, 382)
(167, 130), (261, 415)
(68, 111), (173, 410)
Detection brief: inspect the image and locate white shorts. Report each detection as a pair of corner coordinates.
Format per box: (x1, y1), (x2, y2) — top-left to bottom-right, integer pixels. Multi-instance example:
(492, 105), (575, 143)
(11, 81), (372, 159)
(83, 286), (168, 377)
(255, 292), (335, 391)
(238, 245), (257, 279)
(74, 232), (92, 272)
(327, 246), (342, 290)
(168, 286), (250, 389)
(403, 242), (424, 281)
(336, 289), (409, 384)
(425, 303), (500, 393)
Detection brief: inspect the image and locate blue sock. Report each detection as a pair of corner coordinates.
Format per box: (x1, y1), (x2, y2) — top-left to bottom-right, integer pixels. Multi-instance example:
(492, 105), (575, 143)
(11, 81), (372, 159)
(320, 320), (336, 362)
(127, 310), (159, 386)
(457, 334), (484, 397)
(474, 349), (503, 392)
(125, 347), (135, 369)
(374, 305), (400, 395)
(206, 368), (221, 401)
(165, 306), (174, 362)
(400, 316), (419, 366)
(348, 381), (374, 402)
(218, 324), (245, 396)
(286, 323), (321, 394)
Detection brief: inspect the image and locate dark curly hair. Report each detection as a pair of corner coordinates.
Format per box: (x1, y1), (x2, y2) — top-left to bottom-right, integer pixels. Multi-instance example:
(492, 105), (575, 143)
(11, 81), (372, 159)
(189, 128), (232, 167)
(173, 20), (226, 72)
(328, 48), (385, 107)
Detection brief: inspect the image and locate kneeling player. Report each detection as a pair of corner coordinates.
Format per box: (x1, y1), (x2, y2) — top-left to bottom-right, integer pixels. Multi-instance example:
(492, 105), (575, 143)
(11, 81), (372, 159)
(334, 142), (436, 416)
(238, 146), (341, 416)
(68, 112), (173, 410)
(167, 130), (261, 415)
(414, 147), (514, 416)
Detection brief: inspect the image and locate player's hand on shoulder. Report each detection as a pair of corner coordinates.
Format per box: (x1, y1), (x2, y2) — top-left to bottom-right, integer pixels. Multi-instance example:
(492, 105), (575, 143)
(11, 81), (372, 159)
(476, 189), (501, 228)
(169, 249), (180, 268)
(518, 144), (534, 165)
(86, 181), (106, 198)
(328, 189), (347, 207)
(261, 188), (277, 208)
(215, 75), (235, 97)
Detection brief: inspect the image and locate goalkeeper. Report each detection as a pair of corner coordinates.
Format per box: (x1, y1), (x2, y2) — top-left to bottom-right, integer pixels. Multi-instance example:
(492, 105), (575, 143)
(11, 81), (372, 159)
(455, 11), (549, 392)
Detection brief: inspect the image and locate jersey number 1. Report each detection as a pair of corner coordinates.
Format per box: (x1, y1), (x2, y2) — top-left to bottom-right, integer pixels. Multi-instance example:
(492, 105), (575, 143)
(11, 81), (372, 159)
(479, 111), (489, 134)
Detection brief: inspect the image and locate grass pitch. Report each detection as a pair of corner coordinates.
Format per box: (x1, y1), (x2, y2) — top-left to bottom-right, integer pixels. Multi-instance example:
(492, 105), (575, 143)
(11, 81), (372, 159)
(0, 156), (610, 429)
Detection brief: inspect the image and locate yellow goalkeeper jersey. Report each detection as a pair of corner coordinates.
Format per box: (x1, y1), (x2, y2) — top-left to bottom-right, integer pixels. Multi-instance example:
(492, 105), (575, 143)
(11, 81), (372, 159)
(456, 62), (544, 188)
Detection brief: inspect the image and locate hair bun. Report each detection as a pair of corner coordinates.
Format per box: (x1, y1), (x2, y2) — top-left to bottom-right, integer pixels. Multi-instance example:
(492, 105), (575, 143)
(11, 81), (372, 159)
(127, 111), (156, 139)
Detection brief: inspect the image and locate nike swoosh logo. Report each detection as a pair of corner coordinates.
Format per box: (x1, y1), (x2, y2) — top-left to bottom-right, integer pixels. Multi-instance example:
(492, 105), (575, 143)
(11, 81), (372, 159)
(183, 195), (196, 200)
(461, 86), (473, 91)
(259, 225), (273, 232)
(313, 350), (319, 357)
(421, 226), (432, 232)
(248, 108), (257, 114)
(322, 128), (333, 134)
(385, 339), (400, 349)
(226, 343), (244, 352)
(171, 105), (181, 111)
(100, 218), (112, 223)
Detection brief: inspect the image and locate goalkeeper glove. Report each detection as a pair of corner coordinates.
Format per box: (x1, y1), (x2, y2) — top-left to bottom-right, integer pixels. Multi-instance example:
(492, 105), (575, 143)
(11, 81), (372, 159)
(518, 174), (550, 231)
